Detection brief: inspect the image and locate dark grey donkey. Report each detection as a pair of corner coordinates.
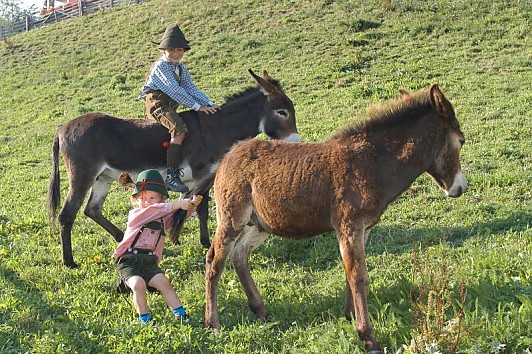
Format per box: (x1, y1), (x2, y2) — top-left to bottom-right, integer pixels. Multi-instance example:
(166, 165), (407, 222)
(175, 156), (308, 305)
(47, 69), (300, 268)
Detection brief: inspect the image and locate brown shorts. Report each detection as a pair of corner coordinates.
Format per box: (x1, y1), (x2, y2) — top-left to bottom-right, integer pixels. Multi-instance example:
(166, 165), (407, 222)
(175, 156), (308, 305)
(145, 91), (188, 136)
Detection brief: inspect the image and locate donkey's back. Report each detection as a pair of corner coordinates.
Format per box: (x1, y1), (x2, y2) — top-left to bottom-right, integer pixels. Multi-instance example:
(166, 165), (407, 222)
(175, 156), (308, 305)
(214, 138), (366, 238)
(57, 113), (168, 169)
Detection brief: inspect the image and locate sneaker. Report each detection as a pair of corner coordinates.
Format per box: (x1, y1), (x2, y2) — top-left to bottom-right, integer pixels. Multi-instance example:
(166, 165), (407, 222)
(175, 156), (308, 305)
(166, 168), (189, 193)
(174, 313), (190, 323)
(139, 314), (154, 324)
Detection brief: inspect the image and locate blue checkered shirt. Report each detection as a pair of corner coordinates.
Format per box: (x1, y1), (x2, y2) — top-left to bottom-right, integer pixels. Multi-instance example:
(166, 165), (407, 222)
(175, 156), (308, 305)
(139, 56), (213, 111)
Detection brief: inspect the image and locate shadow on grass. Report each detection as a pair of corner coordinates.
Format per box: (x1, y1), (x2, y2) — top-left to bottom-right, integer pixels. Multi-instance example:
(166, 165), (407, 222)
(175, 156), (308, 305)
(367, 211), (531, 254)
(0, 264), (107, 353)
(255, 211), (531, 268)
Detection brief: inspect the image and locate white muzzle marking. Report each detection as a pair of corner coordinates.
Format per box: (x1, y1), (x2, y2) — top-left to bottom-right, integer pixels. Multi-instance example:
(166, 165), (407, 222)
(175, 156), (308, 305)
(446, 171), (468, 197)
(282, 133), (301, 143)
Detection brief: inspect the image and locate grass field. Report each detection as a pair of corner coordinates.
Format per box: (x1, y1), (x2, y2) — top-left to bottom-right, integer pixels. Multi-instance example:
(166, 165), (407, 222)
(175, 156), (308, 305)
(0, 0), (531, 352)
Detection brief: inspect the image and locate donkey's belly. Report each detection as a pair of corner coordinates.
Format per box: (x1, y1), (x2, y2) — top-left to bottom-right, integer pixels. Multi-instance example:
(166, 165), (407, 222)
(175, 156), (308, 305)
(255, 208), (333, 239)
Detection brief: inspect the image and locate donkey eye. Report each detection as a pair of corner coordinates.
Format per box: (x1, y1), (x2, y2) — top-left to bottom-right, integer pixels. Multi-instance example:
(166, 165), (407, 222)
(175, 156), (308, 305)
(275, 109), (288, 118)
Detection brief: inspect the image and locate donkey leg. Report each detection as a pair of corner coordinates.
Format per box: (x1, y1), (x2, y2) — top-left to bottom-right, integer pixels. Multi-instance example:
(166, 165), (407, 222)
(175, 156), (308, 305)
(83, 174), (124, 242)
(337, 226), (380, 352)
(196, 193), (211, 248)
(205, 225), (240, 330)
(58, 187), (90, 268)
(231, 226), (269, 321)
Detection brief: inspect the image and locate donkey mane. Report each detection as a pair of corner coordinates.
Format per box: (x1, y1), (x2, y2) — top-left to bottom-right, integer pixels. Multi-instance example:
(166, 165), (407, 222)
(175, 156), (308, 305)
(334, 88), (433, 138)
(223, 78), (281, 104)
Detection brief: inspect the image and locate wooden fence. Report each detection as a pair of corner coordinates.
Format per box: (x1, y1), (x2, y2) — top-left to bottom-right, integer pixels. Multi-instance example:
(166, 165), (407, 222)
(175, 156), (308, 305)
(1, 0), (144, 40)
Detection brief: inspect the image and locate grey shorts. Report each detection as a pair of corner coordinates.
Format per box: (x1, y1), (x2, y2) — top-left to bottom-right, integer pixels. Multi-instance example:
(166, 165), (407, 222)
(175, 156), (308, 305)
(145, 91), (188, 136)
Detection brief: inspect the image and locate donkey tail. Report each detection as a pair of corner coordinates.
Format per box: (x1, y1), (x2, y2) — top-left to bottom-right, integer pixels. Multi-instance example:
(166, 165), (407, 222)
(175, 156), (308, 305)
(47, 131), (61, 232)
(168, 169), (217, 244)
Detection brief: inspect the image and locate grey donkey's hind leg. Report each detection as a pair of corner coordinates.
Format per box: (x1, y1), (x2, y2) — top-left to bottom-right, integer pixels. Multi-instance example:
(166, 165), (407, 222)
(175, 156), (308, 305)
(58, 179), (93, 268)
(84, 173), (124, 242)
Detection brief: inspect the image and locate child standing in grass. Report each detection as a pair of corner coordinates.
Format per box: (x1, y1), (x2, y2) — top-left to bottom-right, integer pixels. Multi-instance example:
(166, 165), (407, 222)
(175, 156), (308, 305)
(139, 23), (219, 193)
(114, 169), (202, 324)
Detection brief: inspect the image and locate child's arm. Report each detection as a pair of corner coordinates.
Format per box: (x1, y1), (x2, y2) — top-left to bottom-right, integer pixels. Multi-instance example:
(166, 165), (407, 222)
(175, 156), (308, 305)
(170, 195), (203, 212)
(126, 202), (176, 230)
(152, 62), (203, 110)
(178, 65), (213, 105)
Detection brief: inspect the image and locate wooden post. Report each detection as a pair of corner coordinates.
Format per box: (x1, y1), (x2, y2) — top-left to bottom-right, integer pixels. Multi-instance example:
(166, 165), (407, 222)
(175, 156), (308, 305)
(25, 16), (30, 32)
(78, 0), (83, 16)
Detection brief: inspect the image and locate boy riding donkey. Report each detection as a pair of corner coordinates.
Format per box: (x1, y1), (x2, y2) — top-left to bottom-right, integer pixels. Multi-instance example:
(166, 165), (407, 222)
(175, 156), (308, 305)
(139, 23), (220, 192)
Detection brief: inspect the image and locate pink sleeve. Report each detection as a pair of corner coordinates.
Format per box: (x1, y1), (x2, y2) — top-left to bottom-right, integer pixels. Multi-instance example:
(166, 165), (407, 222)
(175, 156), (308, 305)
(128, 202), (175, 229)
(162, 212), (175, 231)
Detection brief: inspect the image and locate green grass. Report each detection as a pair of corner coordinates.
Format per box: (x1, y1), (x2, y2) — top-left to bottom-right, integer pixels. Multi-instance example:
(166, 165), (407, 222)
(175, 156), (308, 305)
(1, 0), (531, 352)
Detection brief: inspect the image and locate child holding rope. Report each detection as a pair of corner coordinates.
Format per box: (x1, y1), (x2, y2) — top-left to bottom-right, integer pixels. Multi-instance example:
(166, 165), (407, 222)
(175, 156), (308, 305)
(114, 169), (202, 324)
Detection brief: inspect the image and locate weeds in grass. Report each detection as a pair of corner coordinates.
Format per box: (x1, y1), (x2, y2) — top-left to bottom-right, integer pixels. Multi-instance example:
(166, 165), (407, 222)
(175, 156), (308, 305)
(407, 246), (467, 353)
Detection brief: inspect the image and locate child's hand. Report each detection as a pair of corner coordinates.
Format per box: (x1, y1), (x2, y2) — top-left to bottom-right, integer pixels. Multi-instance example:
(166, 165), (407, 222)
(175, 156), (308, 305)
(191, 194), (203, 206)
(174, 195), (203, 211)
(199, 105), (219, 114)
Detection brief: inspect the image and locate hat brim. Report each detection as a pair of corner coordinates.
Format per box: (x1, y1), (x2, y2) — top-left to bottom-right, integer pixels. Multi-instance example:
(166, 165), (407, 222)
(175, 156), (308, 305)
(132, 183), (168, 197)
(157, 37), (191, 50)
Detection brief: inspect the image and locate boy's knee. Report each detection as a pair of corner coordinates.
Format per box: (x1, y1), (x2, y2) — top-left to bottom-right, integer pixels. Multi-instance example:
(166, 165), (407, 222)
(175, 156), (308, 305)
(127, 277), (147, 292)
(150, 273), (172, 289)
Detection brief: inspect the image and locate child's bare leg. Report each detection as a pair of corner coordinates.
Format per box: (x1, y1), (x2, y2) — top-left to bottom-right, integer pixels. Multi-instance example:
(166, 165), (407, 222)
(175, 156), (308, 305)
(126, 275), (149, 314)
(149, 273), (182, 309)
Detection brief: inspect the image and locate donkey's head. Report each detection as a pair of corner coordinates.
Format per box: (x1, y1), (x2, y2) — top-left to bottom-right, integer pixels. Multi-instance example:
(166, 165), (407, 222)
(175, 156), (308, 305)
(249, 69), (300, 142)
(419, 84), (468, 197)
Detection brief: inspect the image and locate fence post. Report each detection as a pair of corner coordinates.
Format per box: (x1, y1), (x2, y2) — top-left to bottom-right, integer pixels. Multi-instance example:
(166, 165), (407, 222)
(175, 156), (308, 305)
(78, 0), (83, 16)
(25, 16), (30, 32)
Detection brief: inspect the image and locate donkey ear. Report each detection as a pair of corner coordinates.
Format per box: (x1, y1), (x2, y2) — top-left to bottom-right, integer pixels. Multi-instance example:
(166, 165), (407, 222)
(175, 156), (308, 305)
(429, 84), (453, 117)
(262, 70), (272, 80)
(399, 89), (411, 97)
(248, 68), (259, 79)
(248, 68), (278, 96)
(399, 88), (415, 104)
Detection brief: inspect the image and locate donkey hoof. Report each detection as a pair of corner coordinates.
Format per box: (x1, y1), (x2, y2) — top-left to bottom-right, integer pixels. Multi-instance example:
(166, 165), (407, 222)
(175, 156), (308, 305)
(63, 260), (79, 269)
(205, 319), (221, 331)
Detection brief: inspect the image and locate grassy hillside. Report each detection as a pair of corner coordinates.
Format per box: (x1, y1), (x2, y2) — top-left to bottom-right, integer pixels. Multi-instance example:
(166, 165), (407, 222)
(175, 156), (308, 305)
(1, 0), (531, 352)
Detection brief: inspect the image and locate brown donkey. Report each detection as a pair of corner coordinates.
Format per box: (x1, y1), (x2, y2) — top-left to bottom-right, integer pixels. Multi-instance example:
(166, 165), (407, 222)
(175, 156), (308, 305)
(203, 85), (467, 352)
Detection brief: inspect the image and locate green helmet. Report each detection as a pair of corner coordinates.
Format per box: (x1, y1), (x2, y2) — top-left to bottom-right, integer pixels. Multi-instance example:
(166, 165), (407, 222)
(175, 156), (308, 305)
(158, 23), (190, 50)
(132, 169), (168, 197)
